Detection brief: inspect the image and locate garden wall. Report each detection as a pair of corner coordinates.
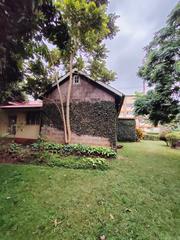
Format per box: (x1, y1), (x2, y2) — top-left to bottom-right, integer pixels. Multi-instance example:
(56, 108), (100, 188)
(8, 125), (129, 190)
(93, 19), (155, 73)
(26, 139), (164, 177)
(117, 118), (136, 142)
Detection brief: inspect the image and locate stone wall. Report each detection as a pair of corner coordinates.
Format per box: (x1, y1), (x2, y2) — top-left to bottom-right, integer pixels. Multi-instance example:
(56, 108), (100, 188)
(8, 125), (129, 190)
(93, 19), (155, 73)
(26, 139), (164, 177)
(41, 101), (117, 148)
(41, 126), (111, 147)
(117, 118), (136, 142)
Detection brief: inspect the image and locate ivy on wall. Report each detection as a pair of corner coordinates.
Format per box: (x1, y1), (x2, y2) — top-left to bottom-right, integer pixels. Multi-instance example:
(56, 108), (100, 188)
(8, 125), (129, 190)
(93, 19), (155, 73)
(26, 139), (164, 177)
(117, 119), (136, 142)
(42, 101), (117, 147)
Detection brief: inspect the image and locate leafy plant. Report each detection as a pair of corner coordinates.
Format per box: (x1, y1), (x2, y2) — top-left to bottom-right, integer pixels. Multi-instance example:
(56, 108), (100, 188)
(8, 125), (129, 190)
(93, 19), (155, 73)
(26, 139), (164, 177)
(144, 133), (159, 141)
(165, 132), (180, 148)
(159, 131), (170, 146)
(136, 128), (144, 141)
(31, 142), (117, 158)
(47, 155), (109, 170)
(9, 143), (23, 153)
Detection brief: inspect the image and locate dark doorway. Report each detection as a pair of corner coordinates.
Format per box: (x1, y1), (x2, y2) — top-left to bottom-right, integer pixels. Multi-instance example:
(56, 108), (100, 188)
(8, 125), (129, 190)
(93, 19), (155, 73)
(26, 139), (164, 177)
(8, 115), (17, 135)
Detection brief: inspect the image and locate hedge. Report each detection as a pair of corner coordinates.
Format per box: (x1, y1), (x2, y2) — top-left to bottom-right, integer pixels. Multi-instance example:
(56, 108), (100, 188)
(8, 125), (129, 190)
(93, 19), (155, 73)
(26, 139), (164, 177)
(165, 131), (180, 148)
(117, 118), (136, 142)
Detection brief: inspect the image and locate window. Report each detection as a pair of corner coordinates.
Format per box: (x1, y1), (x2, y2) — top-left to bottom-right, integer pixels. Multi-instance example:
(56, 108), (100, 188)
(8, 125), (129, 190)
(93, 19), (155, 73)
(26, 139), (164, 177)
(26, 112), (40, 125)
(73, 75), (80, 85)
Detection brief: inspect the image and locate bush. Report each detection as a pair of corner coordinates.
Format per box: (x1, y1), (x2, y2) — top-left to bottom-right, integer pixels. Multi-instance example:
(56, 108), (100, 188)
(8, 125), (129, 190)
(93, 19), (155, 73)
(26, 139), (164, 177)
(47, 155), (109, 170)
(165, 132), (180, 148)
(143, 134), (159, 141)
(136, 128), (144, 141)
(31, 142), (117, 158)
(159, 131), (170, 145)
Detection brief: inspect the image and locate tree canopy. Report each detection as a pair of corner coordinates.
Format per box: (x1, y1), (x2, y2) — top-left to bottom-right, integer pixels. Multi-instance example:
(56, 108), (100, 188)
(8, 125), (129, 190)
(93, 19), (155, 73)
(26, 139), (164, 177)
(0, 0), (118, 103)
(0, 0), (69, 103)
(134, 3), (180, 126)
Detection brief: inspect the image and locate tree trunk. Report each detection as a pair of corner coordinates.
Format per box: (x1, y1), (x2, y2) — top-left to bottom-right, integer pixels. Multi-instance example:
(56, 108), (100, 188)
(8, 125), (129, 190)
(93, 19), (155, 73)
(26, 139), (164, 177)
(66, 53), (73, 143)
(56, 79), (68, 144)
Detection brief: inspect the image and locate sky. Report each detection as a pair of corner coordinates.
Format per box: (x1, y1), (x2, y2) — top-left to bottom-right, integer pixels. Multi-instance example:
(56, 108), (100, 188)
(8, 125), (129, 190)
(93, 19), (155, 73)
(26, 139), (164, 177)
(106, 0), (178, 95)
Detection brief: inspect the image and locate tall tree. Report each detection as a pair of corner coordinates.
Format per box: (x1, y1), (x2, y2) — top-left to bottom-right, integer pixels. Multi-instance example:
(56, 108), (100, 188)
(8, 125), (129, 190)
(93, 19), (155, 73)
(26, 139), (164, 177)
(0, 0), (36, 102)
(0, 0), (69, 103)
(135, 3), (180, 126)
(55, 0), (117, 143)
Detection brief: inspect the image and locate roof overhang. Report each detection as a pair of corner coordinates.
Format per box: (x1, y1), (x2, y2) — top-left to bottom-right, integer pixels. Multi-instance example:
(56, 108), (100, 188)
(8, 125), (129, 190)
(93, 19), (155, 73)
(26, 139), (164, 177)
(0, 101), (43, 109)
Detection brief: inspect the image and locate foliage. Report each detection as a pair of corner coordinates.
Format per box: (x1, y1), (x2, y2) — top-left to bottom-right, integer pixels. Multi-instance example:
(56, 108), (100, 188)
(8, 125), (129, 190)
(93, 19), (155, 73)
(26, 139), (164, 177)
(166, 131), (180, 148)
(0, 0), (35, 102)
(143, 133), (159, 141)
(164, 113), (180, 131)
(88, 58), (116, 83)
(159, 131), (170, 145)
(117, 119), (136, 142)
(47, 155), (109, 170)
(42, 101), (117, 147)
(136, 3), (180, 125)
(0, 0), (69, 103)
(31, 141), (117, 158)
(136, 128), (144, 141)
(9, 143), (23, 153)
(0, 141), (180, 239)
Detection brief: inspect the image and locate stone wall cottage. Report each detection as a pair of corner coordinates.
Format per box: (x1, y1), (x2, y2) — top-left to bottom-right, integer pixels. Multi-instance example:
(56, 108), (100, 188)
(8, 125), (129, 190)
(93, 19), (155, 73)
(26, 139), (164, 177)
(41, 70), (124, 148)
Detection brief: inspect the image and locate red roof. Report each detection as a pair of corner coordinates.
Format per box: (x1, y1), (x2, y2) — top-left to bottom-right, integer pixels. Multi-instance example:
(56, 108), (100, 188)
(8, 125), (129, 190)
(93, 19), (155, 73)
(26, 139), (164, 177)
(0, 101), (43, 109)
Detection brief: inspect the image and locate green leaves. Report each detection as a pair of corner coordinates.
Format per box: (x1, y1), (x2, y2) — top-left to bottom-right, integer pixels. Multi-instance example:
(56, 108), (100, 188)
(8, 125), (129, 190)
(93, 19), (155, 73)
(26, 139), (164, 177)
(55, 0), (110, 54)
(137, 3), (180, 125)
(31, 141), (117, 158)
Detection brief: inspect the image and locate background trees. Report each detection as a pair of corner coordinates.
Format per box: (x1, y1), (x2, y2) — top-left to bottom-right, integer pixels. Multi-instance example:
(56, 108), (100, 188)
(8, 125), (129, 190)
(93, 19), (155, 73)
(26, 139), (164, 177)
(134, 3), (180, 126)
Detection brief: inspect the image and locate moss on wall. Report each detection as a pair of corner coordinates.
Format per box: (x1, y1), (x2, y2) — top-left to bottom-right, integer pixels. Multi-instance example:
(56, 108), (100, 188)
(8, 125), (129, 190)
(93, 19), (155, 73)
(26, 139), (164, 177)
(42, 101), (117, 147)
(117, 118), (136, 142)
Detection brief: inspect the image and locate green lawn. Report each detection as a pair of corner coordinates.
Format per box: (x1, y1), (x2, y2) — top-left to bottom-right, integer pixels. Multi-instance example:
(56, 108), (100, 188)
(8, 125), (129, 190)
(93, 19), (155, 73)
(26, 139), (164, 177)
(0, 141), (179, 240)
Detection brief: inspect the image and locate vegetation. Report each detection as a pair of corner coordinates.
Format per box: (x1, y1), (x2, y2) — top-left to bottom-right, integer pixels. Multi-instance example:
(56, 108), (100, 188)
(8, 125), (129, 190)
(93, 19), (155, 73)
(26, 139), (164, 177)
(159, 131), (170, 146)
(0, 141), (179, 239)
(0, 1), (118, 105)
(0, 0), (68, 102)
(135, 3), (180, 126)
(31, 141), (117, 158)
(47, 155), (109, 170)
(136, 128), (144, 141)
(166, 131), (180, 148)
(143, 132), (159, 141)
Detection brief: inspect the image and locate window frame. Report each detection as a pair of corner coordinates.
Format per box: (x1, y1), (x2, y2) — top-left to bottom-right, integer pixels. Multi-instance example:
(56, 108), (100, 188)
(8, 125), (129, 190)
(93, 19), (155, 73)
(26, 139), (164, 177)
(26, 111), (40, 125)
(73, 75), (80, 85)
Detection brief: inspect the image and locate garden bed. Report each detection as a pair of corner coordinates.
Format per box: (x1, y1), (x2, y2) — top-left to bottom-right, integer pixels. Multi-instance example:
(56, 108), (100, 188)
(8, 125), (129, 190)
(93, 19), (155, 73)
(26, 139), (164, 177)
(0, 142), (114, 170)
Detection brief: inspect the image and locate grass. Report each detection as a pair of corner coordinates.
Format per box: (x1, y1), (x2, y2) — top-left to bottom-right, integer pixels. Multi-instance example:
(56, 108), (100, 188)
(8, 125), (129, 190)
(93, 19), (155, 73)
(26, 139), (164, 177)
(0, 141), (179, 240)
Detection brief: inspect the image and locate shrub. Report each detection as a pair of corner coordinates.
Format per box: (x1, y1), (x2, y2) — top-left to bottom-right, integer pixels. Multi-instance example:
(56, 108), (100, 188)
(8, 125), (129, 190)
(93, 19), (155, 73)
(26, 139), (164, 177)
(143, 133), (159, 141)
(31, 142), (116, 158)
(159, 131), (170, 145)
(47, 155), (109, 170)
(136, 128), (144, 141)
(165, 132), (180, 148)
